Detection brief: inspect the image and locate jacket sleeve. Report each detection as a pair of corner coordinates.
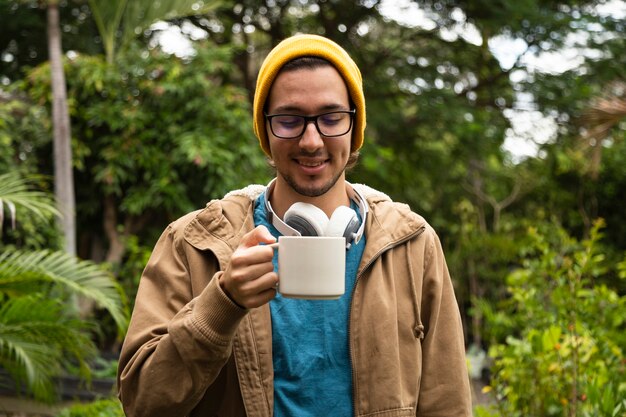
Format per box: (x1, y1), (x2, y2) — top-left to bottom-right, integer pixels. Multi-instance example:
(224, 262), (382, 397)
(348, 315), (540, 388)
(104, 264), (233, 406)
(117, 221), (247, 417)
(416, 227), (472, 416)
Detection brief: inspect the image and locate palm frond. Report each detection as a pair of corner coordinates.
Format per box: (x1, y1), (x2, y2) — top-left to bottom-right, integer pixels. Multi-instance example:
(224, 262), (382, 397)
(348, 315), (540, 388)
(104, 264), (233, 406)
(0, 337), (58, 402)
(121, 0), (223, 55)
(0, 172), (59, 235)
(123, 0), (223, 25)
(581, 81), (626, 139)
(88, 0), (223, 62)
(87, 0), (129, 63)
(0, 249), (128, 334)
(577, 81), (626, 180)
(0, 296), (97, 402)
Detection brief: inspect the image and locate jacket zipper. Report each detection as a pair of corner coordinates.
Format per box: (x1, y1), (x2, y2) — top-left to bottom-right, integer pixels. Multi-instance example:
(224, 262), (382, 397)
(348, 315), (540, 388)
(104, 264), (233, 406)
(348, 225), (426, 416)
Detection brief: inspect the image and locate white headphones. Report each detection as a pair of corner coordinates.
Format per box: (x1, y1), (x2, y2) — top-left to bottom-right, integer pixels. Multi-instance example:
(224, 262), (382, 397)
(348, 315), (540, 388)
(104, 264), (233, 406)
(264, 179), (368, 249)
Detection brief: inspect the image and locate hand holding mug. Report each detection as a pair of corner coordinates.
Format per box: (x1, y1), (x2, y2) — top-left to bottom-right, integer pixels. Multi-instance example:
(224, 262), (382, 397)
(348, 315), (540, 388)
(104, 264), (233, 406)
(220, 226), (278, 308)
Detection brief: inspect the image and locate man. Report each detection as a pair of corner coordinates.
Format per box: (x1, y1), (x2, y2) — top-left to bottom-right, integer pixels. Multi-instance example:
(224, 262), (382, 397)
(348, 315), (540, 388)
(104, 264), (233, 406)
(117, 34), (472, 417)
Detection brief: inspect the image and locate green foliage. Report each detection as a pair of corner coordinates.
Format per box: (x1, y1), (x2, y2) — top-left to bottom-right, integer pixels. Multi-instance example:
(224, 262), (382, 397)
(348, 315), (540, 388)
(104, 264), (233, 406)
(596, 138), (626, 251)
(0, 89), (51, 175)
(477, 219), (626, 416)
(114, 235), (152, 311)
(0, 295), (96, 403)
(0, 0), (102, 83)
(90, 356), (119, 380)
(0, 249), (128, 333)
(0, 171), (59, 235)
(55, 397), (125, 417)
(0, 172), (128, 403)
(21, 40), (269, 244)
(0, 93), (60, 249)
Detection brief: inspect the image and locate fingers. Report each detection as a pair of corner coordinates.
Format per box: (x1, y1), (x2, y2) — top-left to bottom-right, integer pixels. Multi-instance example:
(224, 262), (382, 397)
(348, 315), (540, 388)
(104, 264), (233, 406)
(239, 225), (276, 249)
(228, 249), (275, 286)
(229, 270), (279, 309)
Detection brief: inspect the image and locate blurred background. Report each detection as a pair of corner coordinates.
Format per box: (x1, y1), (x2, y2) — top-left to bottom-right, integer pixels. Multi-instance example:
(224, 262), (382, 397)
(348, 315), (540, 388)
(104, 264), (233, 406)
(1, 0), (625, 416)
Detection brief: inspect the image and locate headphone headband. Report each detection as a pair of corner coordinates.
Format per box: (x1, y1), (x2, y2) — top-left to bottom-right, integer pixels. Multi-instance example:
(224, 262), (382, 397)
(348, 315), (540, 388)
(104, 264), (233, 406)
(263, 179), (368, 246)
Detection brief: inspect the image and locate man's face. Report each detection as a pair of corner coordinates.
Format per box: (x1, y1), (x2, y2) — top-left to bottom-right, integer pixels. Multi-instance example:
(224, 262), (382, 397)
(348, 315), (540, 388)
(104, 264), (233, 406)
(266, 65), (352, 198)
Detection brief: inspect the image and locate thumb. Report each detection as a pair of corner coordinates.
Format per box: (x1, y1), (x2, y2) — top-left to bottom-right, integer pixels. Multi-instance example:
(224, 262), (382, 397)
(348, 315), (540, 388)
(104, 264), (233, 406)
(239, 225), (276, 249)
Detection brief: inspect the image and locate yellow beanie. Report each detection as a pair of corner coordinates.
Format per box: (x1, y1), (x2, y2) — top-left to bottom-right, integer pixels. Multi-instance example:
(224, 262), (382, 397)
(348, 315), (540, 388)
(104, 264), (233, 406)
(253, 34), (366, 157)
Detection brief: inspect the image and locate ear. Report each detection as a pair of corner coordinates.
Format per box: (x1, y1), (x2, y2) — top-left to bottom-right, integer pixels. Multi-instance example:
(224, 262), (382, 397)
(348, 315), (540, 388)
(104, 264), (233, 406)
(284, 202), (329, 236)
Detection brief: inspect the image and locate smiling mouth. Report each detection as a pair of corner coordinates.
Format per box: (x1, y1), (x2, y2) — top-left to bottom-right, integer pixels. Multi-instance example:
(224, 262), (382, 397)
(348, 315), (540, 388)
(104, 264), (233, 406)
(297, 159), (327, 167)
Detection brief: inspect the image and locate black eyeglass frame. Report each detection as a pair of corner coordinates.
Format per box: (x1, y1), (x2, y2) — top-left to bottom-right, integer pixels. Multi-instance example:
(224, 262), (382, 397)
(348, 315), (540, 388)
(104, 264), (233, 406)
(264, 109), (356, 139)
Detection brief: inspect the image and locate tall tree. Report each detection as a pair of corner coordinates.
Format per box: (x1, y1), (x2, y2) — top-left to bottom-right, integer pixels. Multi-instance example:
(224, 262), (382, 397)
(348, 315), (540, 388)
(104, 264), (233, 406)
(47, 0), (76, 255)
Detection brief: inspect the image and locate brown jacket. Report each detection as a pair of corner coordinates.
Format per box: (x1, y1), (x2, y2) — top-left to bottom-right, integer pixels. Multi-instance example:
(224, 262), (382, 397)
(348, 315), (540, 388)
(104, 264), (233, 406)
(117, 184), (472, 417)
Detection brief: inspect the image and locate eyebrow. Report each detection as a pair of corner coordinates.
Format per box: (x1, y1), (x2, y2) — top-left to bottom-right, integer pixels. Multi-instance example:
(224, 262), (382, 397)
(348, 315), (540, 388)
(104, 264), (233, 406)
(269, 103), (350, 114)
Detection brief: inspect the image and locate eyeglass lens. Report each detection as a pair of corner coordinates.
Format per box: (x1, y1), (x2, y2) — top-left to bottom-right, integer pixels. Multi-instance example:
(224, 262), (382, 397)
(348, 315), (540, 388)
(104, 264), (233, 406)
(269, 111), (353, 139)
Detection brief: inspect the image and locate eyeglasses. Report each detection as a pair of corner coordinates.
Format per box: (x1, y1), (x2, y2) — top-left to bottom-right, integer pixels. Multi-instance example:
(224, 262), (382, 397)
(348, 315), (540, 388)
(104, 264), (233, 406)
(265, 110), (356, 139)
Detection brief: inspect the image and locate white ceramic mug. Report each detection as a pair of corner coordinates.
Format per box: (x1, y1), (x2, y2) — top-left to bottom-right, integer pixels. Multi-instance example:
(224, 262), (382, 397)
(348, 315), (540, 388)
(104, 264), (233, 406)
(276, 236), (346, 299)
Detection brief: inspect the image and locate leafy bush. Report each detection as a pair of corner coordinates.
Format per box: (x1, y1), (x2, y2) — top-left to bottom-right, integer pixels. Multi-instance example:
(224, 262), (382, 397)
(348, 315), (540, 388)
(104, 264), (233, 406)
(55, 397), (124, 417)
(476, 219), (626, 417)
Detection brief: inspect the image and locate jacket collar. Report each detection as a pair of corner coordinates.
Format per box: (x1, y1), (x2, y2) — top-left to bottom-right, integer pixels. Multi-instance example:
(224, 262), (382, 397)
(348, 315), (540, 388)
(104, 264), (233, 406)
(355, 184), (427, 268)
(183, 183), (427, 269)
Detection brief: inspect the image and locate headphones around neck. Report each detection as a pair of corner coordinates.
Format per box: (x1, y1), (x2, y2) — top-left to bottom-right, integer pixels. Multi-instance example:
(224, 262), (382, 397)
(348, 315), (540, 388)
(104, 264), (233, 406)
(264, 179), (368, 249)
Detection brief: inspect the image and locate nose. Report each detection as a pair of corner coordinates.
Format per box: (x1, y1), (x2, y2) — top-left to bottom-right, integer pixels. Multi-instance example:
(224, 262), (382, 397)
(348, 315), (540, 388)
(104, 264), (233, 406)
(298, 120), (324, 151)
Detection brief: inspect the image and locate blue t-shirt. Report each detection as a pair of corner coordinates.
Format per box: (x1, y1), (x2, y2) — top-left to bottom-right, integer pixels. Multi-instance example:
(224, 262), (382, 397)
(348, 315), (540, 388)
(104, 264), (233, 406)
(253, 193), (365, 417)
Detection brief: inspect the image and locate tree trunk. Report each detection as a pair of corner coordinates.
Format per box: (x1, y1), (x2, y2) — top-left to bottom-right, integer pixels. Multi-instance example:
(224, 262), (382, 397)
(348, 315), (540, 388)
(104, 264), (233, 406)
(47, 0), (76, 255)
(103, 194), (126, 265)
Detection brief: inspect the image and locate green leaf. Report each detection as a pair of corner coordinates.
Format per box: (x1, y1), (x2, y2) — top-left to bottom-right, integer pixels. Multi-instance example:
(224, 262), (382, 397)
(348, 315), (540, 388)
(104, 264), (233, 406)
(0, 172), (59, 235)
(0, 249), (128, 334)
(542, 326), (562, 352)
(0, 295), (95, 402)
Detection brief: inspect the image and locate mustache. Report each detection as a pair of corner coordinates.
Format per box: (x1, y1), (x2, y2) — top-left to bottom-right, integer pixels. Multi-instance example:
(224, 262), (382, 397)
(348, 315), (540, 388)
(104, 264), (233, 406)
(293, 151), (328, 158)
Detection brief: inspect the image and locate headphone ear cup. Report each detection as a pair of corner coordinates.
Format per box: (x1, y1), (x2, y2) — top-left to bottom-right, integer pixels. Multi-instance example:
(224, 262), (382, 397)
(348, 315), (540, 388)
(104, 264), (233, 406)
(326, 206), (359, 241)
(284, 202), (329, 236)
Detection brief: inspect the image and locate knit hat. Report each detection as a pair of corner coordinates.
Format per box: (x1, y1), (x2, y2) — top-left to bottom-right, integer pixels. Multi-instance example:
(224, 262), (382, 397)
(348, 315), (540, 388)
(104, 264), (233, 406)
(253, 34), (366, 157)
